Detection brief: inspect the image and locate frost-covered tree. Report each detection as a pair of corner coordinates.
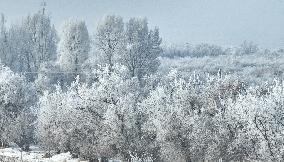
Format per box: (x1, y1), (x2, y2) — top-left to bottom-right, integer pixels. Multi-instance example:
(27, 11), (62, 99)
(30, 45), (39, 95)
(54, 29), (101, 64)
(237, 40), (259, 55)
(58, 19), (90, 78)
(193, 43), (226, 57)
(37, 66), (127, 161)
(224, 81), (284, 161)
(139, 72), (244, 161)
(0, 13), (9, 65)
(23, 12), (58, 69)
(0, 11), (57, 81)
(6, 23), (35, 79)
(142, 74), (208, 162)
(122, 18), (162, 81)
(0, 65), (36, 150)
(96, 15), (125, 72)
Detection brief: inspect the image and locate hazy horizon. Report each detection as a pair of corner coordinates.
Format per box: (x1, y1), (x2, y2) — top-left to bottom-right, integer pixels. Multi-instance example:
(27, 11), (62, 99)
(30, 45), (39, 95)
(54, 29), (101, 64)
(0, 0), (283, 49)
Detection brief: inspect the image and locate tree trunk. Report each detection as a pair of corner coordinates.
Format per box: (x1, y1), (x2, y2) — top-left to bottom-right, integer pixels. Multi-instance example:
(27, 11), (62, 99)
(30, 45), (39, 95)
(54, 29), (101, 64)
(186, 155), (192, 162)
(89, 158), (99, 162)
(101, 157), (108, 162)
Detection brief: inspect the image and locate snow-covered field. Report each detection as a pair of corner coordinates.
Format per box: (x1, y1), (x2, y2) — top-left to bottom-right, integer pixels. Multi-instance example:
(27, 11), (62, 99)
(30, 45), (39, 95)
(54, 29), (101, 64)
(0, 147), (83, 162)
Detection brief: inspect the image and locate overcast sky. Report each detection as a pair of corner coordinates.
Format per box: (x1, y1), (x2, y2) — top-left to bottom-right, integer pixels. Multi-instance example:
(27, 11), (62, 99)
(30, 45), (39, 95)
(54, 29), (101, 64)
(0, 0), (283, 48)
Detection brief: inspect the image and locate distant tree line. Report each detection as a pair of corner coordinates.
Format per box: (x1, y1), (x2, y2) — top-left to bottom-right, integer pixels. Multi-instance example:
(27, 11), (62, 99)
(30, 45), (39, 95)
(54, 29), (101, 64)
(162, 41), (260, 58)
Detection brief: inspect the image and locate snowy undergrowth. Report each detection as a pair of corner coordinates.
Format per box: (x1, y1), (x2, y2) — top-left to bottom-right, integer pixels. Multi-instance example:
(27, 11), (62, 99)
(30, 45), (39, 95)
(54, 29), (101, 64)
(0, 147), (82, 162)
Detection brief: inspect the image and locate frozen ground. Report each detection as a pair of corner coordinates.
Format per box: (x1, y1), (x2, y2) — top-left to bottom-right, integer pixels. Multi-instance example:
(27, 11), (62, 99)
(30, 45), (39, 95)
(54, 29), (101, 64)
(0, 147), (123, 162)
(0, 147), (84, 162)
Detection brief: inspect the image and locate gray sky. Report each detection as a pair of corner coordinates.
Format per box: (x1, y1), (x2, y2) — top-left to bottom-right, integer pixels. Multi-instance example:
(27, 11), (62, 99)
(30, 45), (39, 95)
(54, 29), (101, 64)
(0, 0), (283, 49)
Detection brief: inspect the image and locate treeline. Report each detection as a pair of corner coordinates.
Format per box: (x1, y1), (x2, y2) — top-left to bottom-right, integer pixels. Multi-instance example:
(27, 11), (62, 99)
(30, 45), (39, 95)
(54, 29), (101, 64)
(159, 50), (284, 86)
(0, 12), (161, 84)
(36, 67), (284, 162)
(0, 8), (284, 162)
(162, 41), (265, 58)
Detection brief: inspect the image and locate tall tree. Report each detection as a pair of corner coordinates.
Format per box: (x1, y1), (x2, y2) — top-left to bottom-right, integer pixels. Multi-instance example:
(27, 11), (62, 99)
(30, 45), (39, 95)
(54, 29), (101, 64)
(122, 18), (162, 81)
(23, 12), (58, 69)
(0, 13), (9, 64)
(0, 10), (57, 81)
(96, 15), (125, 73)
(58, 19), (90, 78)
(7, 23), (34, 77)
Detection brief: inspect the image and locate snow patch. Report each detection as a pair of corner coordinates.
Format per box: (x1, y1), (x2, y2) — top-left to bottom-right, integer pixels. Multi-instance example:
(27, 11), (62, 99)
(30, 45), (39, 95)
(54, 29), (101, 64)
(0, 147), (82, 162)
